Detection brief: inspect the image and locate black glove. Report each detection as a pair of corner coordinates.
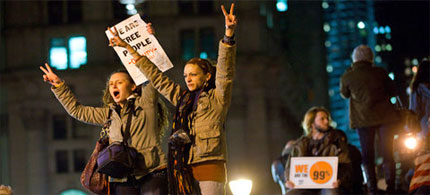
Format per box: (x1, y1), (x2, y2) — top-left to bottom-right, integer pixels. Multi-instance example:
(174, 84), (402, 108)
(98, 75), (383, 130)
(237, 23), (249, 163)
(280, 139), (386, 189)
(169, 129), (191, 146)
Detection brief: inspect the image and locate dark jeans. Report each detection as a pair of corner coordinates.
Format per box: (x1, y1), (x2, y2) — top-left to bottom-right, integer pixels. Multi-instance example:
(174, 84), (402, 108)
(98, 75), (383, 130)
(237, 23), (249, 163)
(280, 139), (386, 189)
(110, 169), (168, 195)
(357, 123), (396, 193)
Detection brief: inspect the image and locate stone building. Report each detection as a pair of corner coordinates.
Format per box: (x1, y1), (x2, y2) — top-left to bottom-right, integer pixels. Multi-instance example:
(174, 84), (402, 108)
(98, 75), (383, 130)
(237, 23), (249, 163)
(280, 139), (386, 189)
(0, 1), (327, 194)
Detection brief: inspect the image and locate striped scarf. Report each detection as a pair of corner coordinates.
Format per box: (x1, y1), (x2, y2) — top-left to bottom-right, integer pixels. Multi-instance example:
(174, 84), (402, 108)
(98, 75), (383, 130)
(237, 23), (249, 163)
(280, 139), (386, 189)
(409, 153), (430, 193)
(168, 90), (202, 195)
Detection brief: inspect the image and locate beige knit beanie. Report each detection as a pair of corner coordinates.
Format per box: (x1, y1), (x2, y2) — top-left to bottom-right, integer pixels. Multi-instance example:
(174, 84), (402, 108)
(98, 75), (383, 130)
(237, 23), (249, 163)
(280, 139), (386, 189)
(351, 45), (374, 63)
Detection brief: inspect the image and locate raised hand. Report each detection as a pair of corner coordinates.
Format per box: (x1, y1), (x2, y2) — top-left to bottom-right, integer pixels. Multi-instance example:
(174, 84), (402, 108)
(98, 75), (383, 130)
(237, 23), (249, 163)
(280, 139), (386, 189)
(285, 180), (295, 189)
(107, 26), (127, 48)
(40, 63), (62, 86)
(221, 3), (237, 37)
(147, 23), (155, 35)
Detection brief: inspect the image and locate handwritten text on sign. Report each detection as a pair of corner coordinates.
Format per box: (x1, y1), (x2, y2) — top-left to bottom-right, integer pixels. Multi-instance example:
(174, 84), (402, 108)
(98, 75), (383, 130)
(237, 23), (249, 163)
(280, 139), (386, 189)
(289, 157), (338, 189)
(105, 14), (173, 85)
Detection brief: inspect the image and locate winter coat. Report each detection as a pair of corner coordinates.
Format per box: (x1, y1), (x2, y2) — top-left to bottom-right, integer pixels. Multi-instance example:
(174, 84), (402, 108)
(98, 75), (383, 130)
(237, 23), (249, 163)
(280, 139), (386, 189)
(52, 82), (167, 176)
(409, 83), (430, 138)
(285, 129), (352, 189)
(340, 61), (400, 129)
(135, 40), (236, 165)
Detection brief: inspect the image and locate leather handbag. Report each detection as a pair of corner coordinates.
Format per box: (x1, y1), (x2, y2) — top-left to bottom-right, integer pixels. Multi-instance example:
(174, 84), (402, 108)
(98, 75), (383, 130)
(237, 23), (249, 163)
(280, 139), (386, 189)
(80, 109), (111, 195)
(96, 103), (137, 178)
(80, 137), (109, 195)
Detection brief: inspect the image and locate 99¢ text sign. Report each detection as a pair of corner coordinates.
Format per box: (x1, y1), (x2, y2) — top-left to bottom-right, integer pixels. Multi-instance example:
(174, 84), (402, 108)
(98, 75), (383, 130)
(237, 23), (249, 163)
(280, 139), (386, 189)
(289, 157), (338, 189)
(105, 14), (173, 85)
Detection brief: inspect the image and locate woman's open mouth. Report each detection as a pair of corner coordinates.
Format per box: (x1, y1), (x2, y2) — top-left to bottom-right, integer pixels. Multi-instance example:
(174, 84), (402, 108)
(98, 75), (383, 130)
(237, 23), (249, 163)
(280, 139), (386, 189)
(113, 91), (120, 99)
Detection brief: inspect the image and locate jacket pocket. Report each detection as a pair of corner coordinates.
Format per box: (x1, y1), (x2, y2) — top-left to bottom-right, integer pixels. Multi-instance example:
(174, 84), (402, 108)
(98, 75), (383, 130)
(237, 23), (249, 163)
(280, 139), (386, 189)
(136, 146), (159, 170)
(196, 130), (221, 157)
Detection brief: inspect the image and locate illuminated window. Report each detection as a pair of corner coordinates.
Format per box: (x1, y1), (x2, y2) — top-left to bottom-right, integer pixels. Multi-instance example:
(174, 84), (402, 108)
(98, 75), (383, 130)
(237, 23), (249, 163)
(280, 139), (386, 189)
(49, 36), (87, 70)
(323, 23), (331, 32)
(69, 36), (87, 69)
(384, 26), (391, 33)
(200, 52), (208, 59)
(276, 0), (288, 12)
(60, 189), (87, 195)
(322, 1), (329, 9)
(386, 44), (392, 51)
(373, 27), (379, 34)
(388, 72), (395, 80)
(357, 21), (365, 29)
(379, 26), (385, 34)
(375, 45), (381, 52)
(326, 65), (333, 73)
(390, 97), (397, 104)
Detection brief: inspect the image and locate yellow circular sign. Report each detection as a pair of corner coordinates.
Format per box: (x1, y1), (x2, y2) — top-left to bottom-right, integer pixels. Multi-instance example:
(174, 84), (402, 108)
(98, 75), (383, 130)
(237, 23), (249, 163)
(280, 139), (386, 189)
(310, 161), (333, 184)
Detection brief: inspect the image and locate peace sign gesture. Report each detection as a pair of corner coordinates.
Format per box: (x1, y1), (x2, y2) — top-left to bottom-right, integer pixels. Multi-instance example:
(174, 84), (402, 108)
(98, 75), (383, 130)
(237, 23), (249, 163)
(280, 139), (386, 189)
(40, 63), (62, 86)
(107, 26), (128, 48)
(221, 3), (237, 37)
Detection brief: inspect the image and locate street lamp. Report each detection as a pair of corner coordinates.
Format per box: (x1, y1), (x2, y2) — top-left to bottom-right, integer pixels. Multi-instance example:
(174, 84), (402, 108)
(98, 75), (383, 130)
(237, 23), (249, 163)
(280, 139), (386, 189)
(229, 179), (252, 195)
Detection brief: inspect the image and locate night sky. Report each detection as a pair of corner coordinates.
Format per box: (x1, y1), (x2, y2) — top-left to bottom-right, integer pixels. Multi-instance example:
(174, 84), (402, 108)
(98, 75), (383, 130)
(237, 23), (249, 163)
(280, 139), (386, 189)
(374, 0), (429, 59)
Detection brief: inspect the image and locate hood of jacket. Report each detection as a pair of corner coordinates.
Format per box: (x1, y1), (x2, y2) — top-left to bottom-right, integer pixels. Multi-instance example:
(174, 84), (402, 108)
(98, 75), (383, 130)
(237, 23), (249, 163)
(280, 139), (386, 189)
(417, 83), (430, 98)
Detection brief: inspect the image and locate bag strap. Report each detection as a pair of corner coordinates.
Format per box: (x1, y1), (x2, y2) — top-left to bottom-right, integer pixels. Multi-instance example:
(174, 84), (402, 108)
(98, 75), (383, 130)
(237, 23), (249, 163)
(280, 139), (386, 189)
(122, 100), (134, 146)
(100, 109), (113, 139)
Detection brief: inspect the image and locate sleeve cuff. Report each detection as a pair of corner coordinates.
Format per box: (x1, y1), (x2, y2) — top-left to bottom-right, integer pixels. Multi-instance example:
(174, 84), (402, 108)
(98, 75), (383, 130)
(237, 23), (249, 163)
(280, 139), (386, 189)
(53, 81), (65, 88)
(222, 34), (235, 45)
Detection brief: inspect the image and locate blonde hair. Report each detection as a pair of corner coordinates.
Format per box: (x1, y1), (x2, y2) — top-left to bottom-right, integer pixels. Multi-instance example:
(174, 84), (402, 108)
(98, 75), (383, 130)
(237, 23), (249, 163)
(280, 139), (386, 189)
(101, 70), (169, 142)
(102, 70), (137, 106)
(0, 185), (13, 195)
(301, 107), (332, 135)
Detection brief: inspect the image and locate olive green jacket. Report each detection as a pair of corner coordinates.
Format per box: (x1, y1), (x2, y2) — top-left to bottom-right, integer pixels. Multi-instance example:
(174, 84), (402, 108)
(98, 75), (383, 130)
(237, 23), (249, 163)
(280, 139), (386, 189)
(340, 61), (400, 129)
(51, 82), (167, 176)
(136, 40), (236, 164)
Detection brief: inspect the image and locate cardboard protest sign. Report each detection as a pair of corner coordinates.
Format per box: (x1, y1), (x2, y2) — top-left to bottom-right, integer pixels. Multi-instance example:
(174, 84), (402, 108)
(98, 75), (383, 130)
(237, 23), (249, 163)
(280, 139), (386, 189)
(289, 157), (338, 189)
(105, 14), (173, 85)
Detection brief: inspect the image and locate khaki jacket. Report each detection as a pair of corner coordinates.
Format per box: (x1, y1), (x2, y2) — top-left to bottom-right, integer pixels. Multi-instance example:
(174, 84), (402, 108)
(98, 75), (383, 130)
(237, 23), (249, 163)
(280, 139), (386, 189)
(340, 61), (399, 129)
(136, 40), (236, 164)
(52, 83), (167, 176)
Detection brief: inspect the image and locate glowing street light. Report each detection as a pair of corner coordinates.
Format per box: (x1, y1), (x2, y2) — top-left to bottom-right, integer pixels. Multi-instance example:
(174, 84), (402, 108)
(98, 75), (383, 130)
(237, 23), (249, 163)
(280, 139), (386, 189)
(405, 136), (418, 150)
(229, 179), (253, 195)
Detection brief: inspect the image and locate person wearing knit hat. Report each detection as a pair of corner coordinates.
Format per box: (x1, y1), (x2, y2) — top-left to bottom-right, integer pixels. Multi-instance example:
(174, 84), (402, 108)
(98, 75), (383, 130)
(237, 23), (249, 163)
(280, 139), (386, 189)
(340, 45), (400, 194)
(351, 45), (374, 63)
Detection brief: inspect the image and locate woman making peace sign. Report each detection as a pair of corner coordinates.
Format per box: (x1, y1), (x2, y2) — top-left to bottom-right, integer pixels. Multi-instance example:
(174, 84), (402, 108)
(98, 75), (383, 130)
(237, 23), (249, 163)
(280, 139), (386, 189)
(108, 3), (237, 195)
(40, 64), (169, 194)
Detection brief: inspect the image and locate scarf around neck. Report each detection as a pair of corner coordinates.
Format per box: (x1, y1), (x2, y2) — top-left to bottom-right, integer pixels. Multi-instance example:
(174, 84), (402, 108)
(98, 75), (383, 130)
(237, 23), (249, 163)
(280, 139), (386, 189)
(168, 88), (203, 195)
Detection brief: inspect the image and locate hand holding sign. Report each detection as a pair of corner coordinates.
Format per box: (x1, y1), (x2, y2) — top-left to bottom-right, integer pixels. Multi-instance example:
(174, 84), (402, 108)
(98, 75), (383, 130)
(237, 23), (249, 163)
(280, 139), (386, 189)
(107, 26), (128, 48)
(106, 14), (173, 85)
(289, 157), (338, 189)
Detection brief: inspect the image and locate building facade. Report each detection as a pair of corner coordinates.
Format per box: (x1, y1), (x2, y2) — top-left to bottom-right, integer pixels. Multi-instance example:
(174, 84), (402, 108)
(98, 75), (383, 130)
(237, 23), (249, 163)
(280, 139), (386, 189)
(0, 1), (327, 194)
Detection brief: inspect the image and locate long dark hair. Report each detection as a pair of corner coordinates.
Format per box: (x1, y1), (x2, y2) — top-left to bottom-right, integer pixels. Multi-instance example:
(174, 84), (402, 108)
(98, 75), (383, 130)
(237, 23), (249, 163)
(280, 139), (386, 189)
(186, 58), (216, 90)
(410, 60), (430, 92)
